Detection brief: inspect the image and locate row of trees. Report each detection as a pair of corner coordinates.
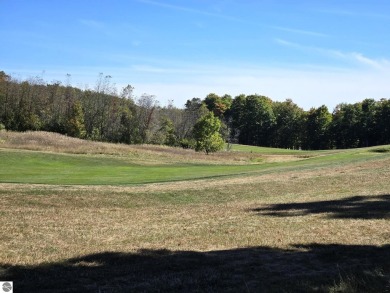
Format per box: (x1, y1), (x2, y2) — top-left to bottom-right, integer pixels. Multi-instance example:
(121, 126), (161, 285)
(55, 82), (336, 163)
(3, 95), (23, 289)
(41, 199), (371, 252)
(0, 71), (224, 152)
(1, 70), (389, 151)
(193, 92), (390, 150)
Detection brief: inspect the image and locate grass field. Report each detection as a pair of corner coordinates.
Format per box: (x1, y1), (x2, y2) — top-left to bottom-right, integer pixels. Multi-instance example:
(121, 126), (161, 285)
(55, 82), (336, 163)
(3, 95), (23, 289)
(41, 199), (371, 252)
(0, 131), (389, 292)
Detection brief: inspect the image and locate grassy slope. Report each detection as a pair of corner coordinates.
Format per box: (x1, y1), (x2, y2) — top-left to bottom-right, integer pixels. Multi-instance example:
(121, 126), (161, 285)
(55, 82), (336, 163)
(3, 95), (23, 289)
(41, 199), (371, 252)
(230, 143), (320, 154)
(0, 149), (268, 184)
(1, 131), (388, 185)
(0, 144), (388, 185)
(0, 131), (389, 292)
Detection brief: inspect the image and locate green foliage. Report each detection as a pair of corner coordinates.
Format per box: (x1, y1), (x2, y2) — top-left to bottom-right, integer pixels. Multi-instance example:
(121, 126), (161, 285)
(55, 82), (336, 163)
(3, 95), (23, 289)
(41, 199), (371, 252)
(1, 69), (390, 150)
(179, 138), (196, 149)
(272, 99), (305, 149)
(331, 103), (361, 148)
(117, 102), (141, 144)
(150, 117), (178, 146)
(304, 105), (332, 150)
(0, 123), (5, 131)
(65, 100), (86, 138)
(204, 93), (232, 118)
(238, 95), (276, 146)
(181, 98), (209, 140)
(230, 94), (246, 126)
(376, 98), (390, 145)
(193, 112), (225, 154)
(161, 117), (178, 146)
(359, 99), (378, 147)
(88, 127), (101, 141)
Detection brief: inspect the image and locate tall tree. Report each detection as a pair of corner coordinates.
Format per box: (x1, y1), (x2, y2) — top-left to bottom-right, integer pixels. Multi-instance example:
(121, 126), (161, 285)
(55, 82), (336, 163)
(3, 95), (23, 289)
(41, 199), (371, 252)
(359, 99), (378, 147)
(204, 93), (232, 118)
(303, 105), (332, 150)
(239, 95), (276, 146)
(376, 98), (390, 145)
(193, 112), (225, 154)
(136, 94), (159, 143)
(65, 100), (86, 138)
(179, 98), (208, 141)
(0, 71), (11, 129)
(272, 99), (305, 149)
(151, 116), (178, 146)
(229, 94), (246, 143)
(331, 103), (361, 148)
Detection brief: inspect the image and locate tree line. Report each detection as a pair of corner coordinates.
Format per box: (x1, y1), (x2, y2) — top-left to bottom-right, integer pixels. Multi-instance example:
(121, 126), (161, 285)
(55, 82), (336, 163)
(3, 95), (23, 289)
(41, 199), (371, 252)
(1, 70), (389, 151)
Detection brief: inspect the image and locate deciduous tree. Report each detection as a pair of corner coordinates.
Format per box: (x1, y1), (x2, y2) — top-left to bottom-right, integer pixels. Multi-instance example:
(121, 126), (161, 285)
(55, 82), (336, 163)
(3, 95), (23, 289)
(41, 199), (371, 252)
(193, 112), (225, 154)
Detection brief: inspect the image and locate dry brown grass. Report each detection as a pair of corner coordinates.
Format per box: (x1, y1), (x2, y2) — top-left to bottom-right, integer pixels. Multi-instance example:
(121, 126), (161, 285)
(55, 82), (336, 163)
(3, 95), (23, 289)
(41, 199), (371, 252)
(1, 162), (389, 291)
(0, 130), (307, 165)
(0, 131), (389, 291)
(1, 155), (389, 265)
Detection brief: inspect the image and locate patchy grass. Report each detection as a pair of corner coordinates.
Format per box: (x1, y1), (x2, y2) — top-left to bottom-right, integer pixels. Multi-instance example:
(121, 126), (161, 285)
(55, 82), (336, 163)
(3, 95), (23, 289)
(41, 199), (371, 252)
(0, 131), (285, 165)
(0, 148), (300, 185)
(1, 132), (389, 186)
(0, 131), (389, 292)
(0, 147), (384, 185)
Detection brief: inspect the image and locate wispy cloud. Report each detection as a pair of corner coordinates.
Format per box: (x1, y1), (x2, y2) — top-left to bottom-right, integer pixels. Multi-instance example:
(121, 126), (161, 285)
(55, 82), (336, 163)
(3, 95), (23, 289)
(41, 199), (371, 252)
(79, 19), (143, 42)
(137, 0), (240, 22)
(272, 26), (328, 37)
(314, 8), (389, 19)
(275, 38), (343, 59)
(275, 38), (301, 49)
(5, 59), (390, 111)
(275, 38), (390, 69)
(348, 52), (390, 69)
(130, 65), (390, 109)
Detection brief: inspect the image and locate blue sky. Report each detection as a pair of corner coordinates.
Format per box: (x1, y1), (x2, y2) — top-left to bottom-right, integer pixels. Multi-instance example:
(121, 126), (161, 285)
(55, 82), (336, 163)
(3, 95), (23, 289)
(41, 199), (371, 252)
(1, 0), (390, 109)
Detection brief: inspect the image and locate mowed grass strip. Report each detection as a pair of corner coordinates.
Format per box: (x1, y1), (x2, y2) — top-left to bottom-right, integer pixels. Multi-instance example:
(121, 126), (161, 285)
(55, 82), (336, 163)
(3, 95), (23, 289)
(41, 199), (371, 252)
(0, 153), (389, 292)
(1, 145), (388, 185)
(230, 143), (320, 155)
(1, 132), (390, 291)
(0, 149), (269, 185)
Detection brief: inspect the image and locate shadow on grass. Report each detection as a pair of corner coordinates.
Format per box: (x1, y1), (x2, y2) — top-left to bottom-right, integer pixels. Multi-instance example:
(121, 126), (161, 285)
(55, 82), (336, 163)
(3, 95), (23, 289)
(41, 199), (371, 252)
(251, 194), (390, 219)
(1, 244), (389, 292)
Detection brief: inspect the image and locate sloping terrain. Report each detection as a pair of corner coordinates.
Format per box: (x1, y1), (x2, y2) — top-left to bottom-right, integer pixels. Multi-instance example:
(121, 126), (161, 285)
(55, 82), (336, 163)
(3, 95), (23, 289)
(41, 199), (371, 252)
(0, 131), (389, 292)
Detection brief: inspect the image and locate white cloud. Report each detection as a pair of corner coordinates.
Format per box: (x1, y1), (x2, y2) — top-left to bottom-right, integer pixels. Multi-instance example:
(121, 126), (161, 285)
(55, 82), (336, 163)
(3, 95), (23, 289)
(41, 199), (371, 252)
(275, 38), (390, 70)
(349, 52), (390, 69)
(273, 26), (328, 37)
(137, 0), (240, 21)
(314, 8), (389, 19)
(5, 59), (390, 111)
(126, 64), (390, 110)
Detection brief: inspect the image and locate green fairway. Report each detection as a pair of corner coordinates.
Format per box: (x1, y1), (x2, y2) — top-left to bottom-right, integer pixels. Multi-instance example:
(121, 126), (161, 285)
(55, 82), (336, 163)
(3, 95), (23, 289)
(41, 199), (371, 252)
(229, 143), (323, 154)
(0, 145), (388, 185)
(1, 134), (389, 292)
(0, 149), (269, 185)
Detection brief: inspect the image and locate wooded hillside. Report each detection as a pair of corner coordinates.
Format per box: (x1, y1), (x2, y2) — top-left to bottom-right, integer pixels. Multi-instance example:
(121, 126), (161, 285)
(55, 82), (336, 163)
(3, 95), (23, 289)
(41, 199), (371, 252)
(1, 70), (389, 150)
